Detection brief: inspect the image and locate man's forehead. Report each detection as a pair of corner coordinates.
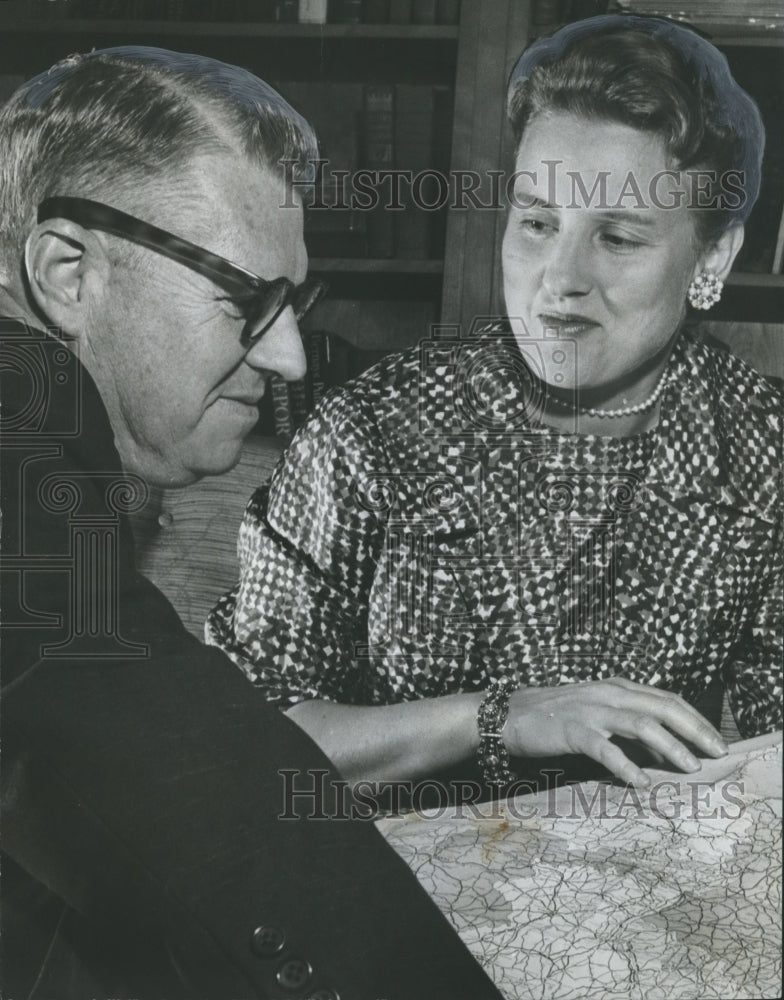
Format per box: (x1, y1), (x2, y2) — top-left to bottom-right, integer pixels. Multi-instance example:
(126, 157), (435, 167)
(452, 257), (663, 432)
(144, 155), (304, 271)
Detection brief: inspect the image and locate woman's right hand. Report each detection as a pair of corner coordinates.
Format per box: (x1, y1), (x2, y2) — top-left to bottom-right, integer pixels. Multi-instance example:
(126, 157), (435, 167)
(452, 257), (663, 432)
(504, 677), (729, 787)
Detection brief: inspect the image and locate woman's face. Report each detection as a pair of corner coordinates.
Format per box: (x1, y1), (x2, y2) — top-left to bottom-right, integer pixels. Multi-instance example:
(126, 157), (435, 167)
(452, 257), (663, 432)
(502, 111), (708, 393)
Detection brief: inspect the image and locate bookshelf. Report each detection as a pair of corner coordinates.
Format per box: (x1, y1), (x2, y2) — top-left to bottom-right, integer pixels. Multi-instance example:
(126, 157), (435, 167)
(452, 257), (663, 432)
(0, 0), (532, 438)
(1, 0), (780, 434)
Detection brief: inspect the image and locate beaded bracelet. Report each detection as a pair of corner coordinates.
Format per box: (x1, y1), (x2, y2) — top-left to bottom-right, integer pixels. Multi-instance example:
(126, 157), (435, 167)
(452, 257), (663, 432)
(477, 677), (517, 786)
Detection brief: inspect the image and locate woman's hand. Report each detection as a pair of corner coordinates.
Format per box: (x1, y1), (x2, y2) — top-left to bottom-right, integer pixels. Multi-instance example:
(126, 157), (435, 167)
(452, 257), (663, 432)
(504, 677), (729, 787)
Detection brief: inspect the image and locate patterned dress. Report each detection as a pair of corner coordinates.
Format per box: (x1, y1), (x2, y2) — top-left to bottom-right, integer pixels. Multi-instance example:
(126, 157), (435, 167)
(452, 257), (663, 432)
(207, 327), (783, 739)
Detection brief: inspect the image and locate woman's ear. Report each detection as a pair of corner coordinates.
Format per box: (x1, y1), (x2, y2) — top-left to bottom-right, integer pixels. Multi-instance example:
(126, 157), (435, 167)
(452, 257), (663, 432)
(694, 223), (745, 283)
(24, 220), (110, 338)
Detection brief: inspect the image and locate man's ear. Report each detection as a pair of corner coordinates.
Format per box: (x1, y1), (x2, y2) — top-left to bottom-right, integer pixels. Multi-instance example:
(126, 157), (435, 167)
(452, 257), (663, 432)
(693, 223), (745, 283)
(24, 220), (110, 338)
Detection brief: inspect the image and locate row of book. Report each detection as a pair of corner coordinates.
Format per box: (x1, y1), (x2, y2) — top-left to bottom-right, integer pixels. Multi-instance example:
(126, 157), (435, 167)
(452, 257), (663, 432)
(279, 81), (453, 260)
(609, 0), (784, 34)
(14, 0), (461, 24)
(530, 0), (609, 29)
(288, 0), (462, 24)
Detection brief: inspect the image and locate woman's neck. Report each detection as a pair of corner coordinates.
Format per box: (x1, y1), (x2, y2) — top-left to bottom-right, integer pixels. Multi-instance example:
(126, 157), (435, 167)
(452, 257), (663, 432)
(528, 334), (677, 438)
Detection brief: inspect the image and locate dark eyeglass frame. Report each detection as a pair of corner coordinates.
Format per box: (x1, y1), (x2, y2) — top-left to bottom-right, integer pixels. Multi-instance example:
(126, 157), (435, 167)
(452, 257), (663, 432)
(37, 196), (327, 348)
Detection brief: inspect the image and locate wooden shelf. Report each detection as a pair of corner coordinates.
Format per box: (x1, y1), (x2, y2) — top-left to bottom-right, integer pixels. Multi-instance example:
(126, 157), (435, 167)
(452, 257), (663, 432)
(310, 258), (444, 274)
(0, 19), (460, 41)
(713, 34), (784, 48)
(727, 272), (784, 288)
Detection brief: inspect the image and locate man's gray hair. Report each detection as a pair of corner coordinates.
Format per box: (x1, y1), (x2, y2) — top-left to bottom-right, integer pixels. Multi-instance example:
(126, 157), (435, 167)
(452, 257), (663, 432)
(0, 46), (318, 277)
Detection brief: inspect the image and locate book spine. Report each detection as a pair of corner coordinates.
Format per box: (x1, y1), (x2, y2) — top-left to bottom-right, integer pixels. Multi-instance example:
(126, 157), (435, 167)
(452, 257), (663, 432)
(275, 0), (299, 21)
(307, 331), (329, 406)
(363, 83), (396, 258)
(329, 0), (362, 21)
(411, 0), (436, 23)
(436, 0), (459, 23)
(531, 0), (563, 29)
(363, 0), (389, 22)
(431, 84), (453, 258)
(298, 0), (328, 22)
(288, 377), (311, 428)
(394, 83), (435, 259)
(269, 375), (294, 442)
(245, 1), (279, 19)
(387, 0), (411, 22)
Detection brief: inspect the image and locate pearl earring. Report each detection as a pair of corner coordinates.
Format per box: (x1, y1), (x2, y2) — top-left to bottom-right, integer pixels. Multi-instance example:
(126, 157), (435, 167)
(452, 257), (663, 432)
(688, 270), (723, 310)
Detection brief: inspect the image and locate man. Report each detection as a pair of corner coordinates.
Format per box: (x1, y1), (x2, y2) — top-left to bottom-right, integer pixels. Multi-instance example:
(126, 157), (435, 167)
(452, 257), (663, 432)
(0, 48), (502, 999)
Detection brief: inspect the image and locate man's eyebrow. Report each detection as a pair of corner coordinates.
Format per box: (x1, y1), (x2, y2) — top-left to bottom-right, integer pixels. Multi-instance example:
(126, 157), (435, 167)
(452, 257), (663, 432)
(593, 209), (658, 227)
(511, 192), (557, 209)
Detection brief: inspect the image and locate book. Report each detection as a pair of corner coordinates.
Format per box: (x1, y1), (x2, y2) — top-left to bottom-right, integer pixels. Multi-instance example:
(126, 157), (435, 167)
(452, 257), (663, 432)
(431, 84), (454, 257)
(436, 0), (460, 23)
(275, 0), (300, 21)
(269, 375), (294, 442)
(363, 0), (390, 21)
(531, 0), (563, 26)
(394, 84), (435, 258)
(278, 80), (367, 256)
(329, 0), (362, 21)
(362, 84), (396, 258)
(298, 0), (328, 22)
(388, 0), (412, 21)
(411, 0), (436, 23)
(287, 376), (311, 428)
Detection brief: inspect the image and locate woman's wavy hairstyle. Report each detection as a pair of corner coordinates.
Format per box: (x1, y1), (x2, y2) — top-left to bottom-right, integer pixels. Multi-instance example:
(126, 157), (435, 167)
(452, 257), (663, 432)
(507, 15), (765, 246)
(0, 47), (318, 278)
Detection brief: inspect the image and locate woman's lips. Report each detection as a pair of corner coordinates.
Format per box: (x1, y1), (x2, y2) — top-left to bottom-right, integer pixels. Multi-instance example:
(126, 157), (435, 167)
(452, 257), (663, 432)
(538, 313), (600, 336)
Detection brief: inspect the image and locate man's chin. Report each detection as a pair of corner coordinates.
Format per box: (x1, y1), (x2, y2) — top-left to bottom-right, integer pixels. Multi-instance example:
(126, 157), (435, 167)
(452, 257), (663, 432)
(142, 438), (245, 489)
(187, 438), (247, 483)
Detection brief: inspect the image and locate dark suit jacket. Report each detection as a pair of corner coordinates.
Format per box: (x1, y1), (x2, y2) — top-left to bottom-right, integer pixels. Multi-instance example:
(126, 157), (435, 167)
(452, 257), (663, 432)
(0, 319), (503, 1000)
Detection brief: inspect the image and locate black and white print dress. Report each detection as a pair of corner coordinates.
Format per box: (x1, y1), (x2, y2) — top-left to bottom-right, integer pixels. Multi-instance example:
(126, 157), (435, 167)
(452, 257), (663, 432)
(207, 327), (782, 739)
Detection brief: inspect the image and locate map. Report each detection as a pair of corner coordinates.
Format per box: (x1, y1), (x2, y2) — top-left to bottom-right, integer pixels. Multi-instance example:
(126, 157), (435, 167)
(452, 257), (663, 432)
(378, 734), (782, 1000)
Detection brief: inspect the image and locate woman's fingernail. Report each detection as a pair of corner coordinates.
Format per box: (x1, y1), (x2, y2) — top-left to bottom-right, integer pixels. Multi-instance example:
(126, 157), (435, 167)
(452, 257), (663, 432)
(682, 752), (701, 771)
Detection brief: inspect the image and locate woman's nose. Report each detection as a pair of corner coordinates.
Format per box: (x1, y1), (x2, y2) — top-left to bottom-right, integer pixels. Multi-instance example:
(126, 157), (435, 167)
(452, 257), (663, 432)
(244, 305), (308, 382)
(541, 230), (593, 299)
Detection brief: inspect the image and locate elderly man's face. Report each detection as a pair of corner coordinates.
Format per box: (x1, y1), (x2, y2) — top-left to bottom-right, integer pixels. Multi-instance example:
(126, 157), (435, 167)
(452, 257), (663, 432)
(84, 154), (307, 486)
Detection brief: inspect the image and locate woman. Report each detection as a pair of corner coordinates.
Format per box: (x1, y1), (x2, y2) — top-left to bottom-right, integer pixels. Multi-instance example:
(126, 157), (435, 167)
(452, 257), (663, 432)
(207, 15), (781, 791)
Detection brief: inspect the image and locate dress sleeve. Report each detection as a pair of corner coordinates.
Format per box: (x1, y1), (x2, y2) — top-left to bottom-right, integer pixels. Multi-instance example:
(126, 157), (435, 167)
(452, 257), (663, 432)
(206, 387), (389, 706)
(723, 512), (784, 739)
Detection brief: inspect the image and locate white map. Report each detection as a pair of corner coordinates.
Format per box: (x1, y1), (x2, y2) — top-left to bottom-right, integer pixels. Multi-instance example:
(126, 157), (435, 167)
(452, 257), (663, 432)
(378, 734), (782, 1000)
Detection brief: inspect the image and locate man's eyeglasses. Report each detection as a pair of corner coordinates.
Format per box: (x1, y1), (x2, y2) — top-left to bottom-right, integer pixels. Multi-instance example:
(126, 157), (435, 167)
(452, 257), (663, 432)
(37, 196), (327, 348)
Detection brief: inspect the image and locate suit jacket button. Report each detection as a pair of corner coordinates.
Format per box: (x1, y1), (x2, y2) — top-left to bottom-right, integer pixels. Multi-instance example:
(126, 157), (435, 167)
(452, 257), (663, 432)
(306, 990), (341, 1000)
(250, 924), (286, 958)
(276, 957), (312, 991)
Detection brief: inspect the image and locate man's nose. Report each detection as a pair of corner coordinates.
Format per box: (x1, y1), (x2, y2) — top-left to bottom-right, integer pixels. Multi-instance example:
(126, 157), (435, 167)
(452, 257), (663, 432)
(541, 230), (593, 299)
(244, 306), (308, 382)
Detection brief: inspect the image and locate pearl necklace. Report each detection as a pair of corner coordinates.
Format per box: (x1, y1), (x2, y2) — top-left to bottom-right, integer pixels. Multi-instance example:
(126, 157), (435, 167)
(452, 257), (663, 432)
(545, 367), (671, 419)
